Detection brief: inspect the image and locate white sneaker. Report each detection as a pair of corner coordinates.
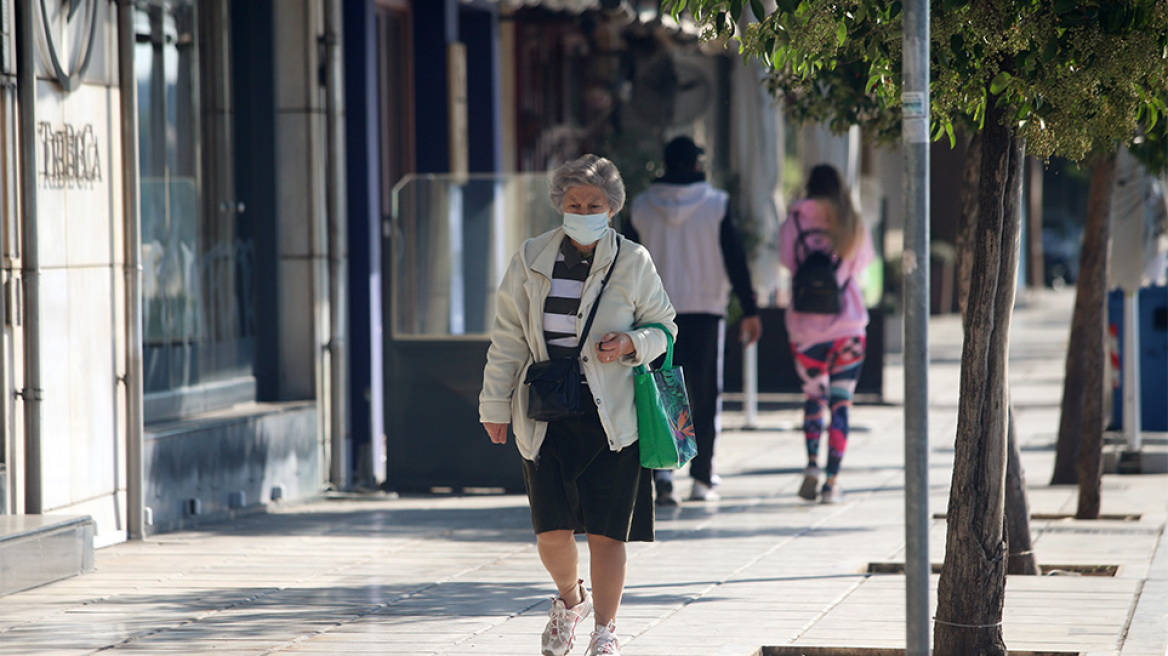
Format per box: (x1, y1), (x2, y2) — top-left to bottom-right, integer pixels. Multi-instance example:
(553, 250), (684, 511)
(820, 484), (844, 504)
(688, 481), (720, 501)
(585, 621), (621, 655)
(798, 465), (820, 501)
(541, 580), (592, 656)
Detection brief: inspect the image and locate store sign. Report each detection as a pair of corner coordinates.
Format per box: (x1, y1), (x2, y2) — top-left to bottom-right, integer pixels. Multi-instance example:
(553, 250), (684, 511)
(37, 121), (102, 187)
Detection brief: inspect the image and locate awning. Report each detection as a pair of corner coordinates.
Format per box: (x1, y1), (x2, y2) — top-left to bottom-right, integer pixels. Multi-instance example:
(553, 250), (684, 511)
(461, 0), (701, 35)
(460, 0), (601, 13)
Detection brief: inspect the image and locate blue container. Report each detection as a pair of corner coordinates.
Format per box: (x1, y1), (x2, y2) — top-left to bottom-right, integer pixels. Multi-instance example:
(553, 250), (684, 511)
(1108, 285), (1168, 431)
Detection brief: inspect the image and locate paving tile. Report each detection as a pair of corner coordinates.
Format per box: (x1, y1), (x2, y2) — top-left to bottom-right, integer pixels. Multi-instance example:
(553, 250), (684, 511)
(0, 290), (1163, 655)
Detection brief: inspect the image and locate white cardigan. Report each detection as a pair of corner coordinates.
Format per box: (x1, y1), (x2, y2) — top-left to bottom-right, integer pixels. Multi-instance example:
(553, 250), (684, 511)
(479, 227), (677, 461)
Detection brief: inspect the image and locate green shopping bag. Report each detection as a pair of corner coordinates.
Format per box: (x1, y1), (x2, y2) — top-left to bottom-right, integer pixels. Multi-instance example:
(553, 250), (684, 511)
(634, 323), (698, 470)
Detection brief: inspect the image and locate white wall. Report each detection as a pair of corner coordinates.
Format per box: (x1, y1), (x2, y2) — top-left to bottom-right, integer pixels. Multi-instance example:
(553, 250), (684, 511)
(28, 3), (127, 547)
(273, 0), (335, 472)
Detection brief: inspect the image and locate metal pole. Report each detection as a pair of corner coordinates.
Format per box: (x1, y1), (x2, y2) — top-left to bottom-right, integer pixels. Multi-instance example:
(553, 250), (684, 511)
(15, 0), (43, 515)
(323, 0), (349, 489)
(1122, 290), (1142, 451)
(118, 0), (146, 539)
(902, 0), (931, 653)
(743, 342), (758, 429)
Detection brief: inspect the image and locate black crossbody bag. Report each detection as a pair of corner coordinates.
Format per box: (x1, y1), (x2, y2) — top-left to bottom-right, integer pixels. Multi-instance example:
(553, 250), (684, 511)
(524, 239), (621, 422)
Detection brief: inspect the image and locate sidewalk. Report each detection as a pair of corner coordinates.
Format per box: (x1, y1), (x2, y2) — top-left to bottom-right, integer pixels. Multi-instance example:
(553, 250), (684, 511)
(0, 289), (1164, 655)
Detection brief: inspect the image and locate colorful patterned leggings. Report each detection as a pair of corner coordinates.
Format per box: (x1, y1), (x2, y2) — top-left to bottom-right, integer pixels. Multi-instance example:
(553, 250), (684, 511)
(792, 335), (867, 478)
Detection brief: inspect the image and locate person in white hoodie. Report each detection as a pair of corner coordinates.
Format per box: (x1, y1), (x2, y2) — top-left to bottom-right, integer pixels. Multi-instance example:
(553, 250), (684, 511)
(628, 137), (763, 504)
(481, 154), (676, 656)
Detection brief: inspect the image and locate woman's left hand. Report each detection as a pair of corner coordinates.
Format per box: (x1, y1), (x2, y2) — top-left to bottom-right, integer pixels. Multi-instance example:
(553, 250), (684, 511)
(483, 422), (509, 444)
(596, 332), (634, 364)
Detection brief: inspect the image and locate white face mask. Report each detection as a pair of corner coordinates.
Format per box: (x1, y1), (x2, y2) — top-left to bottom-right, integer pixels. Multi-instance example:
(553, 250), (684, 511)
(562, 211), (609, 245)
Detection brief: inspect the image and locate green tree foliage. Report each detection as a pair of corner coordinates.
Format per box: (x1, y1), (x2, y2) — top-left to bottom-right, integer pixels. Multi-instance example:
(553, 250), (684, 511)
(1130, 122), (1168, 175)
(665, 1), (1166, 653)
(665, 0), (1168, 161)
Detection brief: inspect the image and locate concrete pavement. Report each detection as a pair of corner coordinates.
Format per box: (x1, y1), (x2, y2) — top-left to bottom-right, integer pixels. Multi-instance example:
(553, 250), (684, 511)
(0, 288), (1164, 655)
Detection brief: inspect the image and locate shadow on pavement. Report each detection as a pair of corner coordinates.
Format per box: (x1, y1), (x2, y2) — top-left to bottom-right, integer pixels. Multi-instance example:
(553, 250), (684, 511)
(165, 502), (537, 542)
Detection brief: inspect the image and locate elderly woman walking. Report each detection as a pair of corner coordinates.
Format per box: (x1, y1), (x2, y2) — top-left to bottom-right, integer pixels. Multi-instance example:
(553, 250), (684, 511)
(480, 154), (676, 656)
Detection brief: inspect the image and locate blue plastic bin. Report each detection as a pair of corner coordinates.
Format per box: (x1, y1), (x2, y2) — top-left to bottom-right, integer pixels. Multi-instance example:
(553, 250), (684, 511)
(1108, 285), (1168, 431)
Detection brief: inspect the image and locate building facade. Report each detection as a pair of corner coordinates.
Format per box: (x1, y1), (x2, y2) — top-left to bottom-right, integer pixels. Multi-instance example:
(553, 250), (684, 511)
(2, 0), (347, 546)
(3, 0), (894, 556)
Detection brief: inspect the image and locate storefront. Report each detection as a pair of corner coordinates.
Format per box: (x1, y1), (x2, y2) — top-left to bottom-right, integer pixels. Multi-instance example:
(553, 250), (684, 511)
(2, 0), (346, 550)
(2, 0), (128, 546)
(366, 0), (770, 492)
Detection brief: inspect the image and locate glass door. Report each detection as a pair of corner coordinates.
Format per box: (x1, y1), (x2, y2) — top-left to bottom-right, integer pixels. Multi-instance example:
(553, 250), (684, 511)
(385, 173), (557, 493)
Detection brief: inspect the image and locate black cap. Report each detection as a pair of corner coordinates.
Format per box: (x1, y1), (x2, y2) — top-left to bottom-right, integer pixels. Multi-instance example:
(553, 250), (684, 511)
(663, 136), (704, 174)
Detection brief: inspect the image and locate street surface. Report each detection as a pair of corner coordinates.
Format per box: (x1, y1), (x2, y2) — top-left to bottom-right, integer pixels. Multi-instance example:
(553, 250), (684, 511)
(0, 289), (1164, 655)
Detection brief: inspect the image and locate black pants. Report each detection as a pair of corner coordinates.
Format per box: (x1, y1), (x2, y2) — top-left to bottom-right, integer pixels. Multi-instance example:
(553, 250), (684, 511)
(653, 313), (723, 489)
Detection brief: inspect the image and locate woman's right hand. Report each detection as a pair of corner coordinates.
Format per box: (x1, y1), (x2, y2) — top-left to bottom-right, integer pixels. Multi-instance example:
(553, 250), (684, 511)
(483, 422), (509, 445)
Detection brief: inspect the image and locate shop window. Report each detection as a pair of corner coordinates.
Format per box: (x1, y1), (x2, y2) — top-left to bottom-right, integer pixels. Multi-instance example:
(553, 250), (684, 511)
(136, 0), (255, 422)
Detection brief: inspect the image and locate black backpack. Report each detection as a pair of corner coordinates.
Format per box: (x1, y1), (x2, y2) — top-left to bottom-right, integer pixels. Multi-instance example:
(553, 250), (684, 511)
(791, 210), (847, 315)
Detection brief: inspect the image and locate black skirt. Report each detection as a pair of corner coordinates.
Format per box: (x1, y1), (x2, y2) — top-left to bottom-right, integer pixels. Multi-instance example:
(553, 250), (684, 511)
(521, 402), (655, 543)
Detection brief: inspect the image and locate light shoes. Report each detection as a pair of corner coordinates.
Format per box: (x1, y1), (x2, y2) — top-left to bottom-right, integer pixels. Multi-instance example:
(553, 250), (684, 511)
(541, 580), (593, 656)
(585, 620), (621, 655)
(799, 466), (844, 503)
(540, 581), (620, 656)
(688, 481), (720, 501)
(798, 465), (820, 501)
(820, 484), (844, 504)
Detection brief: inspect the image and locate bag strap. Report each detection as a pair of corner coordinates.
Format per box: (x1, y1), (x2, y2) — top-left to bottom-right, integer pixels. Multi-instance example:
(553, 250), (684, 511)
(574, 237), (622, 356)
(792, 207), (817, 252)
(792, 207), (822, 265)
(792, 205), (808, 239)
(792, 206), (842, 272)
(633, 322), (674, 373)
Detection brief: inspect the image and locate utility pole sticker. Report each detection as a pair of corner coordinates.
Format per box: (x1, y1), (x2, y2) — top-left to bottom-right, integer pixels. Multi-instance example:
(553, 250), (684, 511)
(902, 91), (929, 145)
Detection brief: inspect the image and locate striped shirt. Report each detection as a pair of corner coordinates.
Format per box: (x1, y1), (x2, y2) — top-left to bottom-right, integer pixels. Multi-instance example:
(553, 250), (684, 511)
(543, 238), (595, 360)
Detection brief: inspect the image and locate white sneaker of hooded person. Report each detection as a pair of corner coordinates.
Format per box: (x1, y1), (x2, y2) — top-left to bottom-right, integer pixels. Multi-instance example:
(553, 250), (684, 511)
(688, 480), (721, 502)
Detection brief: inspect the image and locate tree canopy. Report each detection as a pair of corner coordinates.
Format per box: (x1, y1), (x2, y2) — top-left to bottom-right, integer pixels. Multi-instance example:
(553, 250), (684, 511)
(666, 0), (1168, 161)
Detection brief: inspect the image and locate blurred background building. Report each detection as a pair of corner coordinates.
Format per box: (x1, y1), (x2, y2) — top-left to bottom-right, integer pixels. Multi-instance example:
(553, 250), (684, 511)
(5, 0), (1142, 596)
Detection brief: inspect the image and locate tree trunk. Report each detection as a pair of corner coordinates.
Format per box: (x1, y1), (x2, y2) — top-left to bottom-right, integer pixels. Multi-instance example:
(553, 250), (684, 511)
(1055, 154), (1116, 490)
(1026, 158), (1045, 289)
(1005, 405), (1039, 574)
(1075, 154), (1116, 519)
(1052, 156), (1115, 487)
(1050, 331), (1087, 484)
(957, 132), (1039, 576)
(1001, 145), (1041, 576)
(934, 100), (1020, 655)
(956, 133), (981, 317)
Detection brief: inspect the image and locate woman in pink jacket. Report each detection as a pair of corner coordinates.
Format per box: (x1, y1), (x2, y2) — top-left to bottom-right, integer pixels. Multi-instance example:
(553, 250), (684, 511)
(778, 164), (875, 504)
